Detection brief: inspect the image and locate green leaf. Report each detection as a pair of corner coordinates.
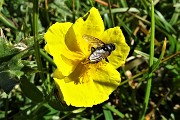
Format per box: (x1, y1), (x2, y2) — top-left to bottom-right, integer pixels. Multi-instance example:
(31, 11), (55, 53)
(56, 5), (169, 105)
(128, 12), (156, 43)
(0, 50), (25, 80)
(152, 39), (166, 72)
(0, 71), (19, 94)
(0, 37), (27, 93)
(103, 104), (125, 118)
(30, 106), (51, 120)
(0, 0), (4, 10)
(47, 88), (76, 111)
(155, 10), (176, 34)
(0, 13), (17, 30)
(134, 50), (158, 62)
(0, 37), (19, 63)
(103, 107), (113, 120)
(169, 4), (180, 25)
(20, 76), (43, 103)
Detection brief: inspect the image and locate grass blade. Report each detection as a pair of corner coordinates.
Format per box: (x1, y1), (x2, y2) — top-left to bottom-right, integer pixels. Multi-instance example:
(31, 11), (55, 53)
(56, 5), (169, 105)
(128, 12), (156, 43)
(139, 0), (155, 119)
(103, 104), (124, 118)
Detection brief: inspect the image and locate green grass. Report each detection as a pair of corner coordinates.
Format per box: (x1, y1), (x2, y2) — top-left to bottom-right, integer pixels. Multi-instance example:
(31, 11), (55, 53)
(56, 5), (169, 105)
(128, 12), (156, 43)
(0, 0), (180, 120)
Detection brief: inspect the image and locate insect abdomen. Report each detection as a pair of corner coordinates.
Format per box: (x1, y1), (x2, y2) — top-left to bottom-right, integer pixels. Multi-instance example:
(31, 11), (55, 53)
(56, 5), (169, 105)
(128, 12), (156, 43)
(89, 49), (109, 63)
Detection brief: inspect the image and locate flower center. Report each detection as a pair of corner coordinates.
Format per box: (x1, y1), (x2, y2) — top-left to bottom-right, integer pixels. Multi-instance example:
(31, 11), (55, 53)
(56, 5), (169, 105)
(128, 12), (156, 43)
(78, 60), (107, 84)
(78, 63), (91, 83)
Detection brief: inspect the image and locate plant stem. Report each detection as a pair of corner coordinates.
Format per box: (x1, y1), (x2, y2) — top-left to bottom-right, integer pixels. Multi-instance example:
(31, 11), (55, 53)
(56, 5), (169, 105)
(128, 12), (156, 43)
(107, 0), (115, 27)
(44, 0), (50, 26)
(33, 0), (45, 81)
(104, 104), (125, 118)
(88, 0), (94, 7)
(139, 0), (155, 119)
(4, 95), (9, 120)
(40, 49), (56, 67)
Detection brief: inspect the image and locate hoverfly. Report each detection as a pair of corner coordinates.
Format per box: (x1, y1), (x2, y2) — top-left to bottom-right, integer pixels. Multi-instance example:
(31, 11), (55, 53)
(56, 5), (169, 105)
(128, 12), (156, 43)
(82, 34), (115, 63)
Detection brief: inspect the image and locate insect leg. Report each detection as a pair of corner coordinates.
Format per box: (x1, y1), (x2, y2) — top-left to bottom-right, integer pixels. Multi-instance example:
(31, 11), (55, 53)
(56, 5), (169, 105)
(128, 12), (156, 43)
(91, 47), (96, 52)
(105, 58), (109, 62)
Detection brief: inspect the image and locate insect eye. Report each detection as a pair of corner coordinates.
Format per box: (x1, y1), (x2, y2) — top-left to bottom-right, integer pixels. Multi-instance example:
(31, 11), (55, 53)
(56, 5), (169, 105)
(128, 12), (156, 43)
(103, 47), (108, 51)
(110, 44), (115, 50)
(113, 44), (115, 50)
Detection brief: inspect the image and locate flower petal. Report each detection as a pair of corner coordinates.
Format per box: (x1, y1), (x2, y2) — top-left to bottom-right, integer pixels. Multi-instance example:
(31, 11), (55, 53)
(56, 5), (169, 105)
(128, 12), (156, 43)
(53, 69), (64, 79)
(99, 27), (130, 69)
(65, 18), (90, 56)
(82, 7), (105, 37)
(54, 63), (120, 107)
(65, 7), (105, 56)
(44, 22), (72, 51)
(44, 22), (85, 76)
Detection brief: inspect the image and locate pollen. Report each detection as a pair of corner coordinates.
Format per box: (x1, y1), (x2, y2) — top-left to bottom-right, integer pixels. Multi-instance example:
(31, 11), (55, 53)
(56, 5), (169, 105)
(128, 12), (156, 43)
(79, 64), (91, 83)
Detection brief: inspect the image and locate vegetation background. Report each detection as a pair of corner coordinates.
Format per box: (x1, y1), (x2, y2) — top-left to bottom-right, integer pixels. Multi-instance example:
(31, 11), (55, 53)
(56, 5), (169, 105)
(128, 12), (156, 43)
(0, 0), (179, 119)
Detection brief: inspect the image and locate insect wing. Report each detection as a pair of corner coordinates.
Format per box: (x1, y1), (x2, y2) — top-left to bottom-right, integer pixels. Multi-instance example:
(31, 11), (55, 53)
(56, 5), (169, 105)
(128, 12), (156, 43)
(82, 34), (104, 48)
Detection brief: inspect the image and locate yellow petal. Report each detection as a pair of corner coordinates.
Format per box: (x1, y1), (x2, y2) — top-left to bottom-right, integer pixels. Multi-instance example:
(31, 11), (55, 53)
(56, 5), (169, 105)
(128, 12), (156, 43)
(44, 22), (72, 51)
(82, 7), (104, 37)
(44, 45), (50, 55)
(44, 22), (85, 76)
(65, 18), (90, 56)
(53, 69), (64, 79)
(99, 27), (130, 69)
(54, 63), (120, 107)
(65, 7), (105, 56)
(53, 50), (84, 77)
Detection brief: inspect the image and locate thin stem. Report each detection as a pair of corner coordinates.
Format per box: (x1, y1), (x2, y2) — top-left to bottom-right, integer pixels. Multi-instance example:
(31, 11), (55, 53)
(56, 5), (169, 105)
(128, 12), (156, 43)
(33, 0), (45, 81)
(122, 44), (178, 88)
(5, 95), (9, 120)
(44, 0), (50, 26)
(72, 0), (76, 23)
(139, 0), (155, 119)
(59, 112), (73, 120)
(31, 100), (47, 117)
(103, 104), (125, 118)
(107, 0), (115, 27)
(40, 49), (56, 67)
(88, 0), (94, 7)
(161, 51), (180, 63)
(120, 69), (148, 86)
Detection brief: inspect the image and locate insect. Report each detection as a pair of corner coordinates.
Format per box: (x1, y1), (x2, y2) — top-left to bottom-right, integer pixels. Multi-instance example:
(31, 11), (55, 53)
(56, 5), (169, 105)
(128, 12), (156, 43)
(82, 34), (116, 63)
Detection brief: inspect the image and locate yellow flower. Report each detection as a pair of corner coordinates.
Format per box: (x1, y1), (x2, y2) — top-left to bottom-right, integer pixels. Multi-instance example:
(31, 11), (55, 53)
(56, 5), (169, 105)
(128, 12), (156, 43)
(44, 7), (130, 107)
